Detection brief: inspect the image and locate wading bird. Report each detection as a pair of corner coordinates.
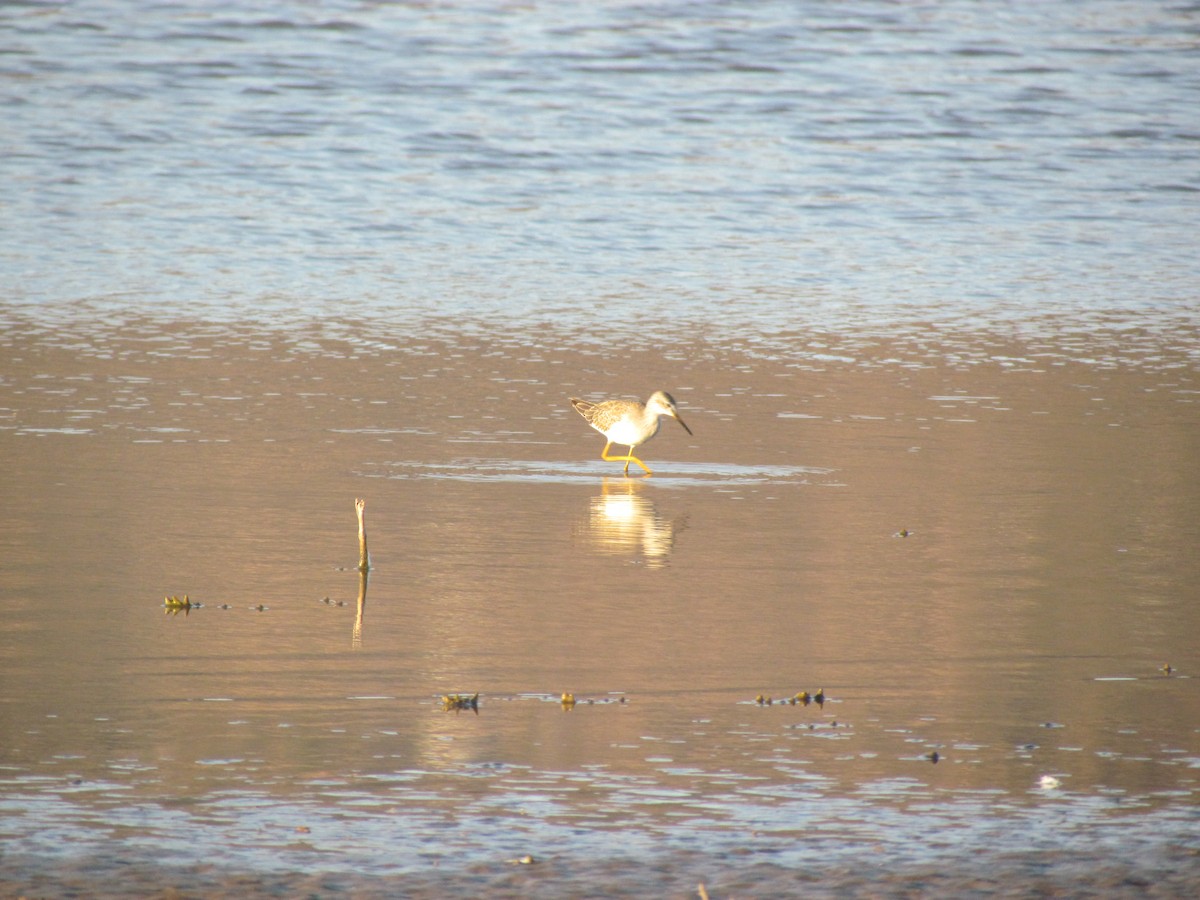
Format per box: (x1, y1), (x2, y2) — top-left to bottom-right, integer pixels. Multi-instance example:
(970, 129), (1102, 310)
(569, 390), (692, 476)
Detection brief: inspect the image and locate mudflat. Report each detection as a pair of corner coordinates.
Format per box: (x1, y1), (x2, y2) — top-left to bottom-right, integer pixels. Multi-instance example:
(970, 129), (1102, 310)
(2, 316), (1197, 896)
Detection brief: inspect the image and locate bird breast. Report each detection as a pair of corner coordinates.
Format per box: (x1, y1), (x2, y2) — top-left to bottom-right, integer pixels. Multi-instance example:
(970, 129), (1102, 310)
(605, 415), (661, 447)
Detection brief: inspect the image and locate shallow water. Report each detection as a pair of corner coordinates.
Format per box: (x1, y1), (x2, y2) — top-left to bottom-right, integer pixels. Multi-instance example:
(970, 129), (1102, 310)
(2, 317), (1198, 894)
(3, 0), (1200, 893)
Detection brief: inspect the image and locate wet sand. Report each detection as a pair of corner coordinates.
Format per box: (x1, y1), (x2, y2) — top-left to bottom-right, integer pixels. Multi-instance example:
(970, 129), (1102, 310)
(1, 315), (1198, 897)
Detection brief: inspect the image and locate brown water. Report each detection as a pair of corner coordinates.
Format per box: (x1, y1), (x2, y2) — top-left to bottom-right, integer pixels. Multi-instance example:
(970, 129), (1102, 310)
(2, 315), (1199, 896)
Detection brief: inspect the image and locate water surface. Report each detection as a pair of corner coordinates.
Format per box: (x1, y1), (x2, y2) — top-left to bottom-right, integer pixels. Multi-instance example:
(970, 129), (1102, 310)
(2, 0), (1197, 330)
(2, 318), (1198, 895)
(2, 0), (1199, 894)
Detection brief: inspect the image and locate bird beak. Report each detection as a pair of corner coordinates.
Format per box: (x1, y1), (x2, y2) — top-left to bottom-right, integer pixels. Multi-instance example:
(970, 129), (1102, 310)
(674, 413), (693, 436)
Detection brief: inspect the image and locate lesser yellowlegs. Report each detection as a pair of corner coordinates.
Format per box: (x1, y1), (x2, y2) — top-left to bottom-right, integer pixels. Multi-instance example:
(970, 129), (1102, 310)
(569, 390), (692, 476)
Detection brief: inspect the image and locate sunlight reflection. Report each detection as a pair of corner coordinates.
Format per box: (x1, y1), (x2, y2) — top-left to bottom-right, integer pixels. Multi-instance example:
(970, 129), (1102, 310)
(583, 479), (685, 569)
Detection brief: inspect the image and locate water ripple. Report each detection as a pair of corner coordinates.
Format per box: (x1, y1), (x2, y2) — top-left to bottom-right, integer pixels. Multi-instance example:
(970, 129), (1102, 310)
(1, 1), (1196, 332)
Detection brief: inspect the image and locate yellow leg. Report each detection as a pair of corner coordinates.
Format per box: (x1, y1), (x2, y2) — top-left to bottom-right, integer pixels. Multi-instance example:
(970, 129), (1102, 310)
(601, 442), (652, 476)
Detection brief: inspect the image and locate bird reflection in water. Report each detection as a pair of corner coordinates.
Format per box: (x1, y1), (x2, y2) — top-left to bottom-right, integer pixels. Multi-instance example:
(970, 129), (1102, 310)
(583, 478), (685, 568)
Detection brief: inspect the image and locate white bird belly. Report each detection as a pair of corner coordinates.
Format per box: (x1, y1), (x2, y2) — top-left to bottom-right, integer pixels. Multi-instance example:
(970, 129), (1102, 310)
(605, 417), (660, 447)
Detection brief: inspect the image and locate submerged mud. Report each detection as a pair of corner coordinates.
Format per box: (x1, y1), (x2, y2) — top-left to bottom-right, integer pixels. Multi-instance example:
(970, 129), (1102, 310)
(1, 317), (1197, 895)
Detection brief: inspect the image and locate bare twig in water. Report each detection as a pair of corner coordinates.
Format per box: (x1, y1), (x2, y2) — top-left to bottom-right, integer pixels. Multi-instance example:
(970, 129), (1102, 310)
(356, 497), (370, 572)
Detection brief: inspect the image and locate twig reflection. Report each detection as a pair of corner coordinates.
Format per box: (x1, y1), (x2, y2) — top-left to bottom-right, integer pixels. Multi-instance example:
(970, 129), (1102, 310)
(352, 565), (367, 648)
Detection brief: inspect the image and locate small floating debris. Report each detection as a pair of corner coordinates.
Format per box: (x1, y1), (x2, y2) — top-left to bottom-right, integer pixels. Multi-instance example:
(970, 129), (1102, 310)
(894, 528), (913, 538)
(1038, 775), (1062, 790)
(757, 689), (827, 707)
(1161, 663), (1173, 675)
(555, 693), (625, 706)
(926, 750), (940, 764)
(252, 604), (269, 612)
(442, 693), (479, 714)
(163, 595), (199, 615)
(508, 854), (535, 865)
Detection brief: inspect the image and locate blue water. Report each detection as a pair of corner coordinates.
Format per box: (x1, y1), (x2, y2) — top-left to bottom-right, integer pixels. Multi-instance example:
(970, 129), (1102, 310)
(3, 0), (1198, 333)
